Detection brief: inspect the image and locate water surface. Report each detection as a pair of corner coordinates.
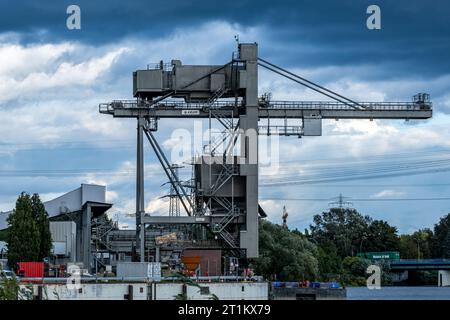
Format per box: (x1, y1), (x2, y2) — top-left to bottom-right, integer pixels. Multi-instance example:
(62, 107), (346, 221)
(347, 286), (450, 300)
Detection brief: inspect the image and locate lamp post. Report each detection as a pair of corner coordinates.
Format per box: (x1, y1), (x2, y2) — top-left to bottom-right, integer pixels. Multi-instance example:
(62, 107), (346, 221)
(417, 240), (421, 261)
(359, 233), (368, 255)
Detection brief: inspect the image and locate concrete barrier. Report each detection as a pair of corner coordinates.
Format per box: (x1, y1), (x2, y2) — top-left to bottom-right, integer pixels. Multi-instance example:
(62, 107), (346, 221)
(22, 281), (269, 300)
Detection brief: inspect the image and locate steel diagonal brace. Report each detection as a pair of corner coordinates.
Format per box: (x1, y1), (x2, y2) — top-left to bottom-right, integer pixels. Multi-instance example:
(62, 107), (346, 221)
(258, 58), (366, 110)
(224, 119), (240, 159)
(143, 128), (194, 216)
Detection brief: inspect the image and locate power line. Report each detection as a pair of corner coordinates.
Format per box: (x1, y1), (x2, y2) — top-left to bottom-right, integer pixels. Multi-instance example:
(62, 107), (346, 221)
(263, 155), (450, 172)
(260, 166), (450, 186)
(1, 139), (449, 160)
(266, 183), (450, 188)
(271, 147), (450, 164)
(0, 138), (132, 146)
(261, 197), (450, 202)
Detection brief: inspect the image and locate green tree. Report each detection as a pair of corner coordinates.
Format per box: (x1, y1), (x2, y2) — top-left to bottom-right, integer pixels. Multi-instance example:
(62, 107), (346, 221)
(431, 213), (450, 258)
(414, 229), (433, 259)
(444, 230), (450, 259)
(254, 220), (318, 281)
(399, 229), (433, 259)
(342, 256), (369, 277)
(399, 234), (417, 259)
(309, 208), (372, 258)
(310, 209), (400, 258)
(6, 193), (41, 270)
(340, 256), (369, 286)
(315, 240), (342, 279)
(0, 229), (8, 242)
(31, 193), (52, 260)
(365, 220), (400, 252)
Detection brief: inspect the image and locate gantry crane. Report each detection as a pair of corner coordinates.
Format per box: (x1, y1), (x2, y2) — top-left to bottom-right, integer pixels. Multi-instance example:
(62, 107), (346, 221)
(99, 43), (432, 261)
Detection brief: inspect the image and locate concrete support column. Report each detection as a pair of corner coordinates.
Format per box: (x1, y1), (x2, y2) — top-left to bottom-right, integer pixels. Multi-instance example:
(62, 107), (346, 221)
(82, 204), (92, 270)
(438, 270), (450, 286)
(238, 43), (259, 258)
(76, 217), (82, 263)
(136, 116), (145, 262)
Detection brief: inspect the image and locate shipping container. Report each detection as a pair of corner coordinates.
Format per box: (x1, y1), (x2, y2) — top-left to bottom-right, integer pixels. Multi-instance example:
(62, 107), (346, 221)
(18, 262), (44, 282)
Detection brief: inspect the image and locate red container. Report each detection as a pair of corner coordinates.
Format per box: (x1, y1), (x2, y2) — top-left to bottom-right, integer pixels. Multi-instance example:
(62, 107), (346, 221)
(18, 262), (44, 282)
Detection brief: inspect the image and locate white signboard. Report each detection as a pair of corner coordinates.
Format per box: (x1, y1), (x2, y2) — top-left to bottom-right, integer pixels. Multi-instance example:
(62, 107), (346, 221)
(181, 110), (200, 115)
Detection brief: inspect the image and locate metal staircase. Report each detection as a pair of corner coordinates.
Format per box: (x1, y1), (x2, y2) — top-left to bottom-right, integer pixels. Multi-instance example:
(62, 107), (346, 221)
(212, 207), (240, 233)
(210, 194), (240, 250)
(207, 86), (227, 105)
(211, 110), (234, 129)
(210, 164), (238, 194)
(217, 228), (239, 249)
(91, 219), (117, 253)
(203, 130), (229, 155)
(91, 218), (119, 270)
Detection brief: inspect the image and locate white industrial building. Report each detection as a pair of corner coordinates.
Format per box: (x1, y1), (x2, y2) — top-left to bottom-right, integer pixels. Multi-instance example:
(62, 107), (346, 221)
(0, 184), (112, 270)
(0, 183), (224, 275)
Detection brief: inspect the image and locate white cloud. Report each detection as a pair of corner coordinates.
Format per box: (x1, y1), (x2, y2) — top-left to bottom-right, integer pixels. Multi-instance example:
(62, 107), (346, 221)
(0, 21), (264, 150)
(259, 200), (284, 222)
(125, 21), (261, 65)
(145, 197), (170, 215)
(162, 136), (185, 149)
(0, 42), (75, 78)
(106, 190), (118, 202)
(0, 45), (128, 103)
(39, 192), (66, 202)
(1, 20), (450, 234)
(371, 190), (406, 199)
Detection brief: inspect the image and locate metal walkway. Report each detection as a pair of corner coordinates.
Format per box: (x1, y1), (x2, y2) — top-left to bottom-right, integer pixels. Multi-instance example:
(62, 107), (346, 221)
(100, 99), (432, 120)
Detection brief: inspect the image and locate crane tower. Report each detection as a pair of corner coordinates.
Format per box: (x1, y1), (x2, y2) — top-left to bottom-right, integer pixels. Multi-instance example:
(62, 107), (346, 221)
(100, 43), (432, 261)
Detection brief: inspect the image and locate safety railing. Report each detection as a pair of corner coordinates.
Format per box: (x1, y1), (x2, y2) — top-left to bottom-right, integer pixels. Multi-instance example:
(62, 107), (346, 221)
(100, 99), (433, 113)
(99, 100), (239, 113)
(392, 259), (450, 264)
(19, 275), (264, 283)
(265, 100), (433, 111)
(259, 125), (303, 136)
(146, 62), (173, 71)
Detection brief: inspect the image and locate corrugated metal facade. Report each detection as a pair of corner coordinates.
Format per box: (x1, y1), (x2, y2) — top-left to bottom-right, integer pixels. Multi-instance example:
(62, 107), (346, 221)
(50, 221), (76, 261)
(18, 262), (44, 279)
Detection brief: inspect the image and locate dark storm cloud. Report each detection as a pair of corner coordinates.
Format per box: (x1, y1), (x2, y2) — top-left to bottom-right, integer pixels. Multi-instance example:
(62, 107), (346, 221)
(1, 0), (450, 77)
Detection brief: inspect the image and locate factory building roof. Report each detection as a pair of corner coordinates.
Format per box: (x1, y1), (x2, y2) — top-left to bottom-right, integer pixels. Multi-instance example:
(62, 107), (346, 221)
(0, 184), (107, 230)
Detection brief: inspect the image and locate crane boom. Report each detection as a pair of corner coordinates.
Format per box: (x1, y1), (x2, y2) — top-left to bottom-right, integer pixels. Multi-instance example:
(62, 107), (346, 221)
(100, 99), (432, 119)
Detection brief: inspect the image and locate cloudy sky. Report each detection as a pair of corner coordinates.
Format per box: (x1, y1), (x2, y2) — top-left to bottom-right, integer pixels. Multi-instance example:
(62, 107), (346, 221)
(1, 0), (450, 234)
